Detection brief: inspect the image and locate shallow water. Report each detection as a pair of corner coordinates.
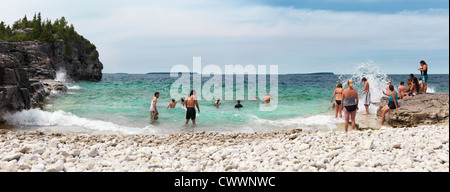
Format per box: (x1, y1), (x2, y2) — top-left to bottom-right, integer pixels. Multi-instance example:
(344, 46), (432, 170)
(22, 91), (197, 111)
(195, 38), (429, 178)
(4, 64), (448, 134)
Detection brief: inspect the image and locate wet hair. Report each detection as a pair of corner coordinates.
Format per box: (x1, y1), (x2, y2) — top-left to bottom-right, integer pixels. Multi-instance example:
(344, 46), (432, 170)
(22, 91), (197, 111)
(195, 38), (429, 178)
(362, 77), (367, 82)
(190, 90), (194, 96)
(155, 92), (159, 96)
(337, 82), (343, 88)
(420, 60), (427, 65)
(400, 81), (404, 85)
(348, 80), (354, 89)
(412, 77), (420, 91)
(237, 100), (241, 104)
(389, 85), (394, 91)
(172, 98), (175, 102)
(181, 98), (185, 102)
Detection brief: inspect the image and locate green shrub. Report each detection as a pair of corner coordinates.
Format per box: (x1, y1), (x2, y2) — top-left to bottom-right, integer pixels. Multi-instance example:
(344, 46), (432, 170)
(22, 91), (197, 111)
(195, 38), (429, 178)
(0, 13), (82, 44)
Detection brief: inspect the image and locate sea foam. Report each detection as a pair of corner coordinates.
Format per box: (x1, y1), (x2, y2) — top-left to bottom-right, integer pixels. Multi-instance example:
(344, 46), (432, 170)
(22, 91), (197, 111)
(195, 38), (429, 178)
(3, 109), (157, 135)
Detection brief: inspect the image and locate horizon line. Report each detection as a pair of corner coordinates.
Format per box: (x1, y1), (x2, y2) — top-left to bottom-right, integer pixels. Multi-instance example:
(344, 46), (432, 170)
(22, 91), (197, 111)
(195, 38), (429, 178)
(103, 72), (449, 75)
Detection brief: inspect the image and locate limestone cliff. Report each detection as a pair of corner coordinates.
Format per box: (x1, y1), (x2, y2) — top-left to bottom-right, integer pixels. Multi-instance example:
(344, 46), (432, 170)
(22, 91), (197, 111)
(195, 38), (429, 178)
(0, 39), (103, 117)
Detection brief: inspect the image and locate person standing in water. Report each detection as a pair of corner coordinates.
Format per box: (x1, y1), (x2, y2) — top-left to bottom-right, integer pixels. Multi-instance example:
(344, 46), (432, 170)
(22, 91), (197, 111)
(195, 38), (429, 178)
(418, 60), (428, 94)
(380, 85), (399, 125)
(166, 98), (179, 109)
(331, 82), (344, 118)
(343, 80), (359, 132)
(235, 100), (243, 108)
(360, 77), (371, 115)
(214, 98), (221, 107)
(263, 92), (272, 105)
(183, 90), (200, 125)
(149, 92), (160, 124)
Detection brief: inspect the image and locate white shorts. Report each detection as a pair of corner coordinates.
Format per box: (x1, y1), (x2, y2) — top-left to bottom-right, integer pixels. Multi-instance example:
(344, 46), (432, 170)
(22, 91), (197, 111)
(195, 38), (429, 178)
(363, 92), (371, 106)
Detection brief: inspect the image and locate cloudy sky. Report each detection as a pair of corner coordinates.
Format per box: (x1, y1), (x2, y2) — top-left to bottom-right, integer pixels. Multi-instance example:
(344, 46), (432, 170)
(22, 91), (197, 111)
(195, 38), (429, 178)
(1, 0), (449, 74)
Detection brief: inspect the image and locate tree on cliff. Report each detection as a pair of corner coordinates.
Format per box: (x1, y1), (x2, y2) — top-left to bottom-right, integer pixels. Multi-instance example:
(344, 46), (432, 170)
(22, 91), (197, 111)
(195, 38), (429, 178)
(0, 13), (96, 56)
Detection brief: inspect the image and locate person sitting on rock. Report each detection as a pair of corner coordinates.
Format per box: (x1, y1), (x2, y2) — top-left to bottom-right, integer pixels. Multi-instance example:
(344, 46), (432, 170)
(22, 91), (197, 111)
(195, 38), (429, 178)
(380, 85), (399, 125)
(398, 81), (406, 100)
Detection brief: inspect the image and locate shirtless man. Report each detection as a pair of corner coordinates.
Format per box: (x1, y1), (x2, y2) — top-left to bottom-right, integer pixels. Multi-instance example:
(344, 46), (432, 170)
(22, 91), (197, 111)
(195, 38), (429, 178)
(398, 81), (406, 100)
(166, 98), (179, 109)
(263, 92), (272, 105)
(360, 77), (370, 115)
(183, 90), (200, 125)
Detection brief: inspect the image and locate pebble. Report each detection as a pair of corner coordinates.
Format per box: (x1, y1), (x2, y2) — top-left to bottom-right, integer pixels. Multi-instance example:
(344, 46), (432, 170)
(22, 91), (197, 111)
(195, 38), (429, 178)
(87, 147), (99, 157)
(0, 124), (448, 172)
(48, 138), (59, 148)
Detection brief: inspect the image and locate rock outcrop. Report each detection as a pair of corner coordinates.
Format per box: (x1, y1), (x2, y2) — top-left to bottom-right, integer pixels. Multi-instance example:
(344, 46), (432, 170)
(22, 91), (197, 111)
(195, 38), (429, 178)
(0, 39), (103, 117)
(377, 93), (449, 127)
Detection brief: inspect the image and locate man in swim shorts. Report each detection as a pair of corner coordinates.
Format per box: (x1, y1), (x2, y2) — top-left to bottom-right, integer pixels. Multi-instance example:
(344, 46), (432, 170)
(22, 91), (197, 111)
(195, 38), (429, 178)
(183, 90), (200, 125)
(360, 77), (371, 115)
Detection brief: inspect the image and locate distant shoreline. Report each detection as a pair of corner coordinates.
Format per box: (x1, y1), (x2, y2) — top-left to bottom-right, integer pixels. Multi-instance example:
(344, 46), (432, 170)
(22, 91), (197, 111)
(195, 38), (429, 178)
(103, 73), (449, 75)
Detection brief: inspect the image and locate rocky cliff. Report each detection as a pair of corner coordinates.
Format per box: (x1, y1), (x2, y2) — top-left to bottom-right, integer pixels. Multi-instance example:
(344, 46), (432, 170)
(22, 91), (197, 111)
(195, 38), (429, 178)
(0, 39), (103, 117)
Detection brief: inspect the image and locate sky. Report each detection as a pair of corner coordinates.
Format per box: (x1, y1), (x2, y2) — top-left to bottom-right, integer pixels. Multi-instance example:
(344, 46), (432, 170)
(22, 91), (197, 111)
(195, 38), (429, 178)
(1, 0), (449, 74)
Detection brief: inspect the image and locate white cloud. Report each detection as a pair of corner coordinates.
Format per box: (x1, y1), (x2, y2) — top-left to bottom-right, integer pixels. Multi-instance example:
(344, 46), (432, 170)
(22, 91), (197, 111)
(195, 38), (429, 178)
(1, 0), (448, 73)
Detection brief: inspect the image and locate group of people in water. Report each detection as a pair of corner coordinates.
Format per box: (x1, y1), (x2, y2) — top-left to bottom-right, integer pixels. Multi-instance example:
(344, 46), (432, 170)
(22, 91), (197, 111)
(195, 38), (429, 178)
(331, 60), (429, 132)
(149, 90), (273, 125)
(150, 60), (429, 132)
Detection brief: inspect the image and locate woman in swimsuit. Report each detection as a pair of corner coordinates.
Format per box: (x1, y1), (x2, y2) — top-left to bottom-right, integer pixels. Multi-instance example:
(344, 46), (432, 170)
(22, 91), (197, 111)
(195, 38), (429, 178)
(405, 77), (419, 98)
(418, 60), (429, 94)
(331, 82), (344, 118)
(402, 79), (412, 98)
(380, 85), (399, 125)
(342, 80), (359, 132)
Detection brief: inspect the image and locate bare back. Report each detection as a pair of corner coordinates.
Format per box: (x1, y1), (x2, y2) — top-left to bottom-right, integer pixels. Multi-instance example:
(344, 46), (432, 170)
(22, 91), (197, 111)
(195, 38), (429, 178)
(186, 95), (197, 108)
(343, 88), (358, 98)
(335, 88), (344, 100)
(398, 85), (406, 93)
(363, 81), (370, 92)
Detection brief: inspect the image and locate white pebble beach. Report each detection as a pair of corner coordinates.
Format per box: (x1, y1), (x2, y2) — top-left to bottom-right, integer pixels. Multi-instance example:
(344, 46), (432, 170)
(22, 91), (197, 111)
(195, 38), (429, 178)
(1, 123), (448, 172)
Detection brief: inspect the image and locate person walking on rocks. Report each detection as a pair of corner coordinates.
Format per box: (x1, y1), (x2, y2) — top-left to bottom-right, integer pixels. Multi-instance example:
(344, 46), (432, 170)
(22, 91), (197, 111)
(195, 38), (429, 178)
(150, 92), (160, 124)
(360, 77), (371, 115)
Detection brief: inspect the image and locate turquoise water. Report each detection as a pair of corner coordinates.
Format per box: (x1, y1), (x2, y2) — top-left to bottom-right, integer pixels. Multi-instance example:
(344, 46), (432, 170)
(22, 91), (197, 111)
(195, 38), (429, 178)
(5, 63), (448, 134)
(45, 74), (335, 133)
